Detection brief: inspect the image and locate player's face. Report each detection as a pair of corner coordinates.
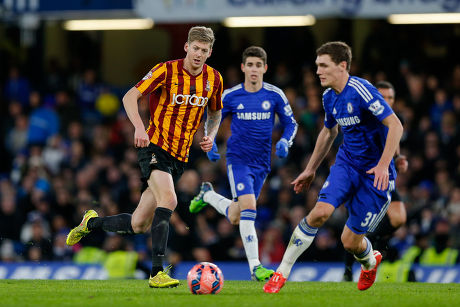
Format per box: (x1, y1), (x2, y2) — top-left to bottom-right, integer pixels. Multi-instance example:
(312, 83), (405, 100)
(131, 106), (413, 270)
(315, 54), (346, 89)
(241, 57), (267, 85)
(184, 41), (212, 71)
(378, 87), (395, 107)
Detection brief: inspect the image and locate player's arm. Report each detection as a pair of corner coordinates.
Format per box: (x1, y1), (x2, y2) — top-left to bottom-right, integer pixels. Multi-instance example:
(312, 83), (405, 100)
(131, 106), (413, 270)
(275, 92), (298, 158)
(201, 73), (224, 153)
(122, 86), (149, 148)
(367, 113), (403, 190)
(200, 108), (222, 152)
(292, 124), (338, 194)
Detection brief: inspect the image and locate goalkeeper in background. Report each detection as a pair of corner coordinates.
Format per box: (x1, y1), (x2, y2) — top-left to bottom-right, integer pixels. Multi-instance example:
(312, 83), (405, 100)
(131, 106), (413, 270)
(190, 46), (298, 281)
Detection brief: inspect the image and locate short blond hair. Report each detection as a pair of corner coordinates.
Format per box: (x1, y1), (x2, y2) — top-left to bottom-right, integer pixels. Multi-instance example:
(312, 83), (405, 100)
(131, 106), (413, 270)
(188, 26), (215, 48)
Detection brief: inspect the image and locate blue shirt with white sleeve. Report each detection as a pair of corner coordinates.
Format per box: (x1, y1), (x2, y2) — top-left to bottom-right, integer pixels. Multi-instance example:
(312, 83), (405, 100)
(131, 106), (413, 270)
(322, 76), (396, 179)
(222, 82), (298, 170)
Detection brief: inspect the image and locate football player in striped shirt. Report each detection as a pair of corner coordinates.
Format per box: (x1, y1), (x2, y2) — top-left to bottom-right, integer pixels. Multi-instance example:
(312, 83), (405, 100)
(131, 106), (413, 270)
(66, 26), (223, 288)
(189, 46), (298, 281)
(264, 41), (403, 293)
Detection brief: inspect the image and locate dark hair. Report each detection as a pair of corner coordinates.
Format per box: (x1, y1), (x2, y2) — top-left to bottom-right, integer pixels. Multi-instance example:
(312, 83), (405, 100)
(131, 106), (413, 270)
(375, 81), (395, 92)
(316, 41), (352, 71)
(242, 46), (267, 65)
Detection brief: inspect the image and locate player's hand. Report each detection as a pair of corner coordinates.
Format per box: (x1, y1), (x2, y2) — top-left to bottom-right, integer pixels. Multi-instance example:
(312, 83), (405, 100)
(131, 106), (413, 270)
(134, 127), (149, 148)
(200, 136), (213, 152)
(395, 155), (408, 173)
(366, 163), (389, 191)
(206, 142), (220, 162)
(291, 170), (315, 194)
(275, 138), (289, 158)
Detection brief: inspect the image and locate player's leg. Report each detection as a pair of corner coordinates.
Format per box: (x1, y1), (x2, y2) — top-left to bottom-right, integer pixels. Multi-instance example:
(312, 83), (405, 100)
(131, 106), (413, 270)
(146, 169), (180, 287)
(190, 162), (247, 224)
(264, 201), (334, 293)
(264, 163), (354, 293)
(342, 226), (377, 269)
(66, 187), (154, 246)
(344, 177), (393, 290)
(367, 190), (406, 252)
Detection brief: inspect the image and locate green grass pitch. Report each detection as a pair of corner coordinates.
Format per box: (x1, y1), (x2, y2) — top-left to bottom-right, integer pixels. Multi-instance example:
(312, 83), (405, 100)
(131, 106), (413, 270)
(0, 280), (459, 307)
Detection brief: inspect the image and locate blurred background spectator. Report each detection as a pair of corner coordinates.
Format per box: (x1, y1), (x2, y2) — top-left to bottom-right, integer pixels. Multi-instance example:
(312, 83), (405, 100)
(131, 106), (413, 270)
(0, 4), (459, 273)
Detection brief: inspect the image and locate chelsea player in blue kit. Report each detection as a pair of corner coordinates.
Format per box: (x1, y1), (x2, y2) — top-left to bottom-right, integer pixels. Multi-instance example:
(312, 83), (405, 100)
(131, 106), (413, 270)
(264, 42), (403, 293)
(190, 46), (298, 281)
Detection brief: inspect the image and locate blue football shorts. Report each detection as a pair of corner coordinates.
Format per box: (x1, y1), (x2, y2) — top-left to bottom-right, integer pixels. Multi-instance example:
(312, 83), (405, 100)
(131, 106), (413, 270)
(226, 161), (269, 201)
(317, 162), (395, 235)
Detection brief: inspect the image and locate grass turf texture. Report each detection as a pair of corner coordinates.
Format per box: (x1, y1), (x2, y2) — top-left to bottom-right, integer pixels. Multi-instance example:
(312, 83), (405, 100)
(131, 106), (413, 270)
(1, 280), (459, 307)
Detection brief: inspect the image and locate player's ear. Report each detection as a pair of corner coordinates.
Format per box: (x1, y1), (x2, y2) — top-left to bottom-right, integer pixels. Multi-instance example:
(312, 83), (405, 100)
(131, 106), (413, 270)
(264, 64), (268, 73)
(339, 61), (347, 71)
(184, 42), (189, 53)
(241, 63), (245, 72)
(207, 47), (213, 58)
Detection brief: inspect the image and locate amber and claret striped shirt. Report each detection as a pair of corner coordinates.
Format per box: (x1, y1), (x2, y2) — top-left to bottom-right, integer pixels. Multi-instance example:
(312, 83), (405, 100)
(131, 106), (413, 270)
(135, 59), (223, 162)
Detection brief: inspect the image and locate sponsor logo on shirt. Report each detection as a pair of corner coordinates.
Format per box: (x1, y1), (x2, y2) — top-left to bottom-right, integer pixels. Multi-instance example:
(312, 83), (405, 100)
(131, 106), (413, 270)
(236, 112), (271, 120)
(237, 103), (245, 110)
(336, 116), (361, 126)
(171, 93), (208, 106)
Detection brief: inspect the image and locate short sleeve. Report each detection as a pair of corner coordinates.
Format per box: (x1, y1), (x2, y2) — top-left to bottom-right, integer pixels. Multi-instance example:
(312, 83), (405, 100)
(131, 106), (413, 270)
(135, 63), (166, 96)
(208, 70), (223, 111)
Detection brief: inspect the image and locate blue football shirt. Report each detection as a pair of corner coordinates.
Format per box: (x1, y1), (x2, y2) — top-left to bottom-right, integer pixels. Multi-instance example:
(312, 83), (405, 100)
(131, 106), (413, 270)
(322, 76), (396, 179)
(222, 82), (298, 170)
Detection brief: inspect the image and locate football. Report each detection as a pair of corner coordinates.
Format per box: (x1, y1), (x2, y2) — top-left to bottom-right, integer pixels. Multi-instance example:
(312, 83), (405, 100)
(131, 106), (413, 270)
(187, 262), (224, 294)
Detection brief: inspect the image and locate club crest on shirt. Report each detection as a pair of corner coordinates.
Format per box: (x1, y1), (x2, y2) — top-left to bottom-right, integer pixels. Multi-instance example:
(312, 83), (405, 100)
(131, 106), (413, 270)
(237, 183), (245, 191)
(347, 102), (353, 114)
(262, 100), (271, 110)
(205, 81), (211, 92)
(322, 181), (329, 189)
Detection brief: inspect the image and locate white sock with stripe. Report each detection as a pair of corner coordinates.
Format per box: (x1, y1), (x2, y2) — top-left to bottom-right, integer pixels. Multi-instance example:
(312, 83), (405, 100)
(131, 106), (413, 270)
(278, 218), (317, 278)
(204, 190), (231, 216)
(354, 237), (376, 270)
(239, 209), (260, 272)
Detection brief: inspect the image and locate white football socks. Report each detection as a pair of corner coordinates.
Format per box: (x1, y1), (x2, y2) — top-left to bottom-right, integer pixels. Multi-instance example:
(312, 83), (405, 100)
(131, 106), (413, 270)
(278, 219), (317, 278)
(354, 237), (376, 270)
(203, 190), (231, 216)
(239, 210), (260, 272)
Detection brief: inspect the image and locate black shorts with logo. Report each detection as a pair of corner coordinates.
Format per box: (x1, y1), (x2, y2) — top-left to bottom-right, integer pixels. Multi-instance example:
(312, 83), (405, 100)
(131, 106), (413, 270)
(137, 143), (186, 192)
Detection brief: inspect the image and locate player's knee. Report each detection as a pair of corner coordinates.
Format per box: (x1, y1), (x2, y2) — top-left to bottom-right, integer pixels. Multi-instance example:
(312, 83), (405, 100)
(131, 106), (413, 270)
(229, 214), (240, 225)
(308, 210), (330, 227)
(131, 221), (149, 233)
(341, 237), (360, 253)
(159, 192), (177, 210)
(392, 213), (406, 228)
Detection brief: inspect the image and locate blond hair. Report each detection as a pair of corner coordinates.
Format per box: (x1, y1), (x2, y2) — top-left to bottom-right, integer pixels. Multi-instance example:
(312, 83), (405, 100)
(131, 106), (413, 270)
(188, 26), (215, 48)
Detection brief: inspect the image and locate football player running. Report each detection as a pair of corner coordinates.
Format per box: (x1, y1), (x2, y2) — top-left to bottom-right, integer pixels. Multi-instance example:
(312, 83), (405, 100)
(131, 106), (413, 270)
(190, 46), (298, 281)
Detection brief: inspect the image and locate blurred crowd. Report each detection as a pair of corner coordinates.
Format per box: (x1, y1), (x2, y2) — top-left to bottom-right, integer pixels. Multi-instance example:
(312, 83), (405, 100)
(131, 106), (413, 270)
(1, 29), (460, 276)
